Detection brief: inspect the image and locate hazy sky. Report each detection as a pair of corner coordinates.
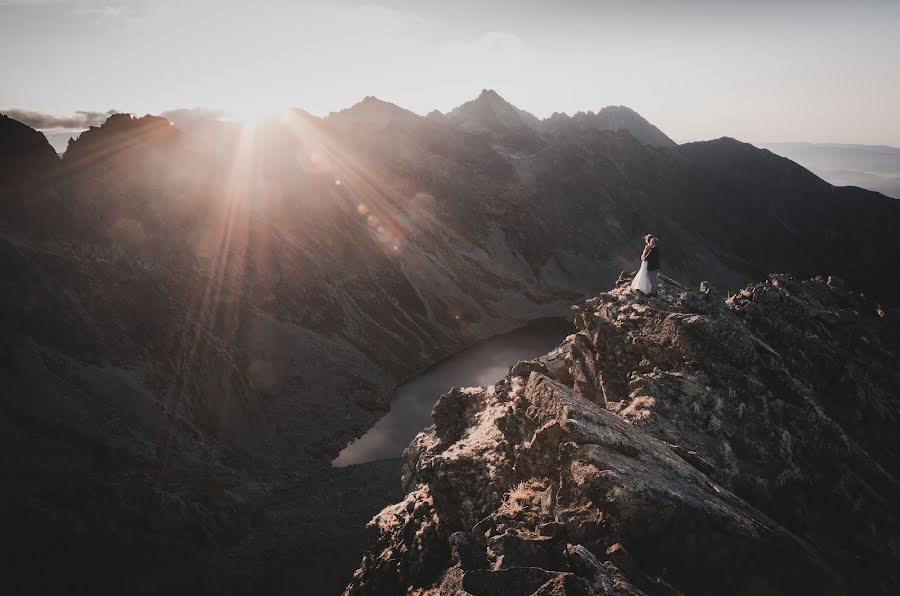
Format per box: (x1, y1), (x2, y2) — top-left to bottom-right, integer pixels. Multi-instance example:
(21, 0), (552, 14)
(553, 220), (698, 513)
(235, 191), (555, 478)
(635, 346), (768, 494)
(2, 0), (899, 145)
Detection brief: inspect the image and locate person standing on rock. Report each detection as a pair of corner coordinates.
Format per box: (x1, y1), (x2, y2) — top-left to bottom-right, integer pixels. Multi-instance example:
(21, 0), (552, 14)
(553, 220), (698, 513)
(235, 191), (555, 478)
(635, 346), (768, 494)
(630, 234), (660, 296)
(645, 236), (661, 296)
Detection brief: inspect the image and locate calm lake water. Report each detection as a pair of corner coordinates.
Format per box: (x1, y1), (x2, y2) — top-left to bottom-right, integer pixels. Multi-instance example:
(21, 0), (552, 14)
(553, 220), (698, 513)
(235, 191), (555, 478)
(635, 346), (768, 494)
(332, 317), (573, 467)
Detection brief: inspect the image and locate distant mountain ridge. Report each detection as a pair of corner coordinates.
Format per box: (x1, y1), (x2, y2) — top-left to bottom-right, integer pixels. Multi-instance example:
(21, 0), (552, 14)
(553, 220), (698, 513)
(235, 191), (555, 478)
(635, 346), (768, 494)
(31, 90), (678, 154)
(446, 88), (543, 134)
(442, 89), (676, 148)
(542, 105), (677, 148)
(763, 141), (900, 199)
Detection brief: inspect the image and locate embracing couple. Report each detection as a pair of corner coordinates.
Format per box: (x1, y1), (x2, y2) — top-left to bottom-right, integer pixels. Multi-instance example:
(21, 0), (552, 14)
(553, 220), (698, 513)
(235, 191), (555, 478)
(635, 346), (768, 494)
(630, 234), (661, 297)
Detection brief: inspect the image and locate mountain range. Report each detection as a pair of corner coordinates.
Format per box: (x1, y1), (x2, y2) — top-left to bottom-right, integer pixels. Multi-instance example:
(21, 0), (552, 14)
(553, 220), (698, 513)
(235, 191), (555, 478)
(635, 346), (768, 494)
(2, 90), (900, 593)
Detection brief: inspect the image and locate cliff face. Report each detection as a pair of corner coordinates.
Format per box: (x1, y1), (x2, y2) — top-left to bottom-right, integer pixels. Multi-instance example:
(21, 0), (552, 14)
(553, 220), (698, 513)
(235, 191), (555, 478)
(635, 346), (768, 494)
(347, 274), (900, 595)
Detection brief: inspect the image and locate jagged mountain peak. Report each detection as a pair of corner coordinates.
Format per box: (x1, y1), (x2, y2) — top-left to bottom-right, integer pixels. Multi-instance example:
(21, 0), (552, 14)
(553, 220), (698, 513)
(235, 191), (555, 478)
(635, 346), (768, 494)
(540, 104), (677, 148)
(99, 112), (171, 131)
(0, 114), (60, 219)
(682, 135), (744, 147)
(447, 89), (541, 134)
(326, 95), (424, 134)
(332, 95), (417, 117)
(477, 88), (503, 100)
(0, 113), (60, 170)
(597, 104), (640, 115)
(60, 112), (181, 166)
(442, 93), (675, 149)
(358, 95), (397, 108)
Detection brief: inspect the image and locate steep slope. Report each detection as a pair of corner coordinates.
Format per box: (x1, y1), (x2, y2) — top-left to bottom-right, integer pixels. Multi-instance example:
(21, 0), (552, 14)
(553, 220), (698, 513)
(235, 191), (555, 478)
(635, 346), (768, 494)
(0, 113), (61, 223)
(763, 142), (900, 199)
(347, 274), (900, 595)
(447, 89), (542, 134)
(676, 138), (900, 298)
(0, 113), (60, 178)
(446, 89), (546, 153)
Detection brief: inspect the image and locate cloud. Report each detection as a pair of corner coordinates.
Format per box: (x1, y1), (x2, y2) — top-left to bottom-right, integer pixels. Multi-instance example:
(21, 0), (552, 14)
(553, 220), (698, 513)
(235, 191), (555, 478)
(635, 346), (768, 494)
(72, 2), (146, 30)
(468, 31), (527, 61)
(1, 108), (118, 130)
(158, 106), (228, 127)
(353, 3), (429, 29)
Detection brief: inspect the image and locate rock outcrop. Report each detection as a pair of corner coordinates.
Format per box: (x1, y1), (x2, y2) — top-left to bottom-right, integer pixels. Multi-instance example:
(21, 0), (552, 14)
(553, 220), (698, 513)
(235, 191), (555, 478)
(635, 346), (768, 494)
(347, 274), (900, 595)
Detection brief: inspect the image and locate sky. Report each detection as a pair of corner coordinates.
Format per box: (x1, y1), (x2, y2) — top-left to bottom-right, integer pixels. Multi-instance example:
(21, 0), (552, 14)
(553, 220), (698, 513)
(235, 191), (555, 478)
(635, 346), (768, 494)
(2, 0), (900, 146)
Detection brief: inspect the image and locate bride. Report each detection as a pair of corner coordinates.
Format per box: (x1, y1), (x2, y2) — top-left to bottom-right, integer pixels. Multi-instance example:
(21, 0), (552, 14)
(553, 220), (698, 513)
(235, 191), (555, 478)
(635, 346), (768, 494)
(631, 234), (654, 295)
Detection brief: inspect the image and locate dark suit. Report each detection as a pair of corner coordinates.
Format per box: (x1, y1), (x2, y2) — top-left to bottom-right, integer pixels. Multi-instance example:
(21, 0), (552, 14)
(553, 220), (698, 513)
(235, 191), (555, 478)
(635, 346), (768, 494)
(645, 245), (660, 294)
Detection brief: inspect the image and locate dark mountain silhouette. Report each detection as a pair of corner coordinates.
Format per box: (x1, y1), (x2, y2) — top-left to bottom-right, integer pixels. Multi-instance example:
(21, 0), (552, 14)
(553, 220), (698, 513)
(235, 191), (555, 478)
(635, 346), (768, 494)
(0, 113), (62, 226)
(0, 113), (59, 173)
(542, 105), (677, 148)
(445, 90), (676, 149)
(448, 89), (542, 133)
(2, 95), (900, 593)
(445, 89), (546, 152)
(764, 141), (900, 199)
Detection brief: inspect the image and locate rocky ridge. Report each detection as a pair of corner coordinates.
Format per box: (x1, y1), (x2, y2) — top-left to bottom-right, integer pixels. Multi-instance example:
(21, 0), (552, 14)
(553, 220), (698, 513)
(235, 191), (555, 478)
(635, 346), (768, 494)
(347, 274), (900, 595)
(541, 106), (677, 148)
(447, 89), (543, 135)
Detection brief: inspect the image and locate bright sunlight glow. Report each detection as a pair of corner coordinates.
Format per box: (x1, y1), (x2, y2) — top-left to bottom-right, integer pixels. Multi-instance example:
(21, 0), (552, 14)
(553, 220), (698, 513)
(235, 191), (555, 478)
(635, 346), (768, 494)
(226, 101), (290, 125)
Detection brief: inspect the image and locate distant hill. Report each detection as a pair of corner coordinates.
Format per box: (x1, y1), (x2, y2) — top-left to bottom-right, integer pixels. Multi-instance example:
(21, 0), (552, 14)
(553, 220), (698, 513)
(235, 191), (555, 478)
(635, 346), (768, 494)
(763, 141), (900, 199)
(541, 104), (677, 148)
(445, 89), (677, 149)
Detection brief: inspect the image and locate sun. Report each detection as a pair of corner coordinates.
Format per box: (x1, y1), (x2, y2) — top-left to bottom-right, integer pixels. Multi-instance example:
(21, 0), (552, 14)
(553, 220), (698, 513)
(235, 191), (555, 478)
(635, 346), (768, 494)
(227, 101), (289, 125)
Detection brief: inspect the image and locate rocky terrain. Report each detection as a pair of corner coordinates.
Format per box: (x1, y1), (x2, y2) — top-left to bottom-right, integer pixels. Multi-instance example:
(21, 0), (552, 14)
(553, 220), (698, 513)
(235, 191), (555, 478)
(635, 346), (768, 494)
(3, 89), (900, 593)
(347, 274), (900, 595)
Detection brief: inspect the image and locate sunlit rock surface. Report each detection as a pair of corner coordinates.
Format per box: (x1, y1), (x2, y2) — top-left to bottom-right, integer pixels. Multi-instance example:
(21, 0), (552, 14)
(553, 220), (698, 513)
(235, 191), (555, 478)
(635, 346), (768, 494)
(346, 275), (900, 595)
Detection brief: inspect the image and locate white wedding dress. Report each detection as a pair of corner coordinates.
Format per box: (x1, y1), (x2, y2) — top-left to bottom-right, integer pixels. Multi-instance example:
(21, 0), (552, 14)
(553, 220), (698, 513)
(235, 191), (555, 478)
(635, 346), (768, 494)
(631, 260), (652, 294)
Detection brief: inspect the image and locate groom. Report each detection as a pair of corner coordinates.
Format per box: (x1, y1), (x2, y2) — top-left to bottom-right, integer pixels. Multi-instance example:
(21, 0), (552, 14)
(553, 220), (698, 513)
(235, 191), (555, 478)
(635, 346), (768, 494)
(646, 236), (661, 296)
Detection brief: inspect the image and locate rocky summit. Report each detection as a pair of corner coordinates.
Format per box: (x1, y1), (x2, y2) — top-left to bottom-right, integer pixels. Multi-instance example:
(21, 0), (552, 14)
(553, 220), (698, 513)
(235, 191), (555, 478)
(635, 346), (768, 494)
(346, 274), (900, 595)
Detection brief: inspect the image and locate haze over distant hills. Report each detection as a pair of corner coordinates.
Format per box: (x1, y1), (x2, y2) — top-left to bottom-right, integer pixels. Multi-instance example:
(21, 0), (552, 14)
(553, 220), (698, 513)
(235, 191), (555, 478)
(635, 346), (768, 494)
(3, 89), (900, 594)
(763, 142), (900, 199)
